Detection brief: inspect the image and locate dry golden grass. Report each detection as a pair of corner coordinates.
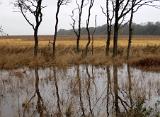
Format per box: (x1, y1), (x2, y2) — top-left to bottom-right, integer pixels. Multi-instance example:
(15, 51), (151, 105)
(1, 36), (160, 47)
(0, 36), (160, 70)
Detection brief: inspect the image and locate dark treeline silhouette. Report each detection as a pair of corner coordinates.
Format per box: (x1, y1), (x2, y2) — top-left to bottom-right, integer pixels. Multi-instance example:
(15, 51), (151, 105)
(58, 22), (160, 36)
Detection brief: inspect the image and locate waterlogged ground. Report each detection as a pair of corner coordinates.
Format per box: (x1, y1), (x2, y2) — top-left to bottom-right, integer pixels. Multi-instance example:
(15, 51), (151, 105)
(0, 65), (160, 117)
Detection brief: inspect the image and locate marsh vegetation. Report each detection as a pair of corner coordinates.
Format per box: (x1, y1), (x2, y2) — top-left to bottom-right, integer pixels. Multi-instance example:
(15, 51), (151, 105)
(0, 36), (160, 70)
(0, 0), (160, 116)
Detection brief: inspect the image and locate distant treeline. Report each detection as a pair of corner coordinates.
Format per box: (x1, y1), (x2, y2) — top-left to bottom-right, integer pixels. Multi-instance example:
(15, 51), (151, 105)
(58, 22), (160, 35)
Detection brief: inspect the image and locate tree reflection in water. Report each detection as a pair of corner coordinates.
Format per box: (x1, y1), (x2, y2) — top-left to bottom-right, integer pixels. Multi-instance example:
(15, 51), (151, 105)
(86, 65), (94, 117)
(0, 64), (160, 117)
(113, 64), (120, 116)
(23, 67), (47, 117)
(77, 65), (86, 117)
(53, 67), (62, 116)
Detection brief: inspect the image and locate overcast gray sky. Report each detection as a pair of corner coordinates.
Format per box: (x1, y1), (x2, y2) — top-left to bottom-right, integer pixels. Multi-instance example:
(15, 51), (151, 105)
(0, 0), (160, 35)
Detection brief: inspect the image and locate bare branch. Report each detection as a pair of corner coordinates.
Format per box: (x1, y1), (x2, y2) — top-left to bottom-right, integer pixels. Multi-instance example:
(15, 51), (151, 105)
(70, 9), (79, 37)
(101, 6), (107, 17)
(14, 0), (44, 56)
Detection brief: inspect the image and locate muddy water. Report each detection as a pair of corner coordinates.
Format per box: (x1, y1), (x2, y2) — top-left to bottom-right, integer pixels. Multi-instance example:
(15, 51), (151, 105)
(0, 65), (160, 117)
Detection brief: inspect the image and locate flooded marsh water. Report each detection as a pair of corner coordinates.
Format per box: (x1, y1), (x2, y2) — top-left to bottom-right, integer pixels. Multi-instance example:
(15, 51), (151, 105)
(0, 65), (160, 117)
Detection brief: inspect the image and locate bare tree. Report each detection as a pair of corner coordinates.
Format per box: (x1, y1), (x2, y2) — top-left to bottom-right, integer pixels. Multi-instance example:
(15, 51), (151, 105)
(112, 0), (131, 57)
(71, 0), (86, 53)
(127, 0), (135, 60)
(15, 0), (44, 56)
(112, 0), (135, 57)
(53, 0), (70, 56)
(85, 0), (94, 55)
(112, 0), (156, 57)
(101, 0), (114, 56)
(127, 0), (155, 59)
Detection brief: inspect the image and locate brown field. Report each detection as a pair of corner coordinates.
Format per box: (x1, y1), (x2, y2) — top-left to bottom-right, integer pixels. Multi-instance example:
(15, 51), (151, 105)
(0, 35), (160, 47)
(0, 35), (160, 70)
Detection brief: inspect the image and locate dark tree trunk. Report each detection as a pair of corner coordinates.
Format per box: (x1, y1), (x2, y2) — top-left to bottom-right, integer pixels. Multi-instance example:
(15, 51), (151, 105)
(127, 2), (134, 60)
(85, 0), (94, 56)
(106, 30), (111, 56)
(85, 21), (91, 55)
(76, 27), (81, 53)
(76, 14), (81, 53)
(34, 29), (38, 56)
(91, 35), (94, 55)
(77, 12), (81, 53)
(113, 25), (118, 57)
(34, 0), (42, 57)
(85, 32), (91, 55)
(113, 0), (119, 57)
(77, 0), (85, 53)
(53, 4), (60, 56)
(77, 36), (80, 52)
(105, 0), (111, 56)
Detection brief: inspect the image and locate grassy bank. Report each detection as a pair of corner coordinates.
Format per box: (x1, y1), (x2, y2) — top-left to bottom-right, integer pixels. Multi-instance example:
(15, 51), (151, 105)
(0, 44), (160, 70)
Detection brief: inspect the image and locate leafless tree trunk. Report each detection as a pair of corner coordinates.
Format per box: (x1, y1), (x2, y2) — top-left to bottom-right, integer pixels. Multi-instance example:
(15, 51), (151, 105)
(34, 28), (39, 56)
(85, 0), (94, 56)
(53, 0), (70, 56)
(77, 0), (85, 52)
(112, 0), (135, 57)
(112, 0), (155, 57)
(127, 0), (134, 60)
(71, 0), (85, 53)
(101, 0), (114, 56)
(106, 0), (111, 56)
(112, 0), (119, 57)
(15, 0), (44, 56)
(127, 0), (155, 59)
